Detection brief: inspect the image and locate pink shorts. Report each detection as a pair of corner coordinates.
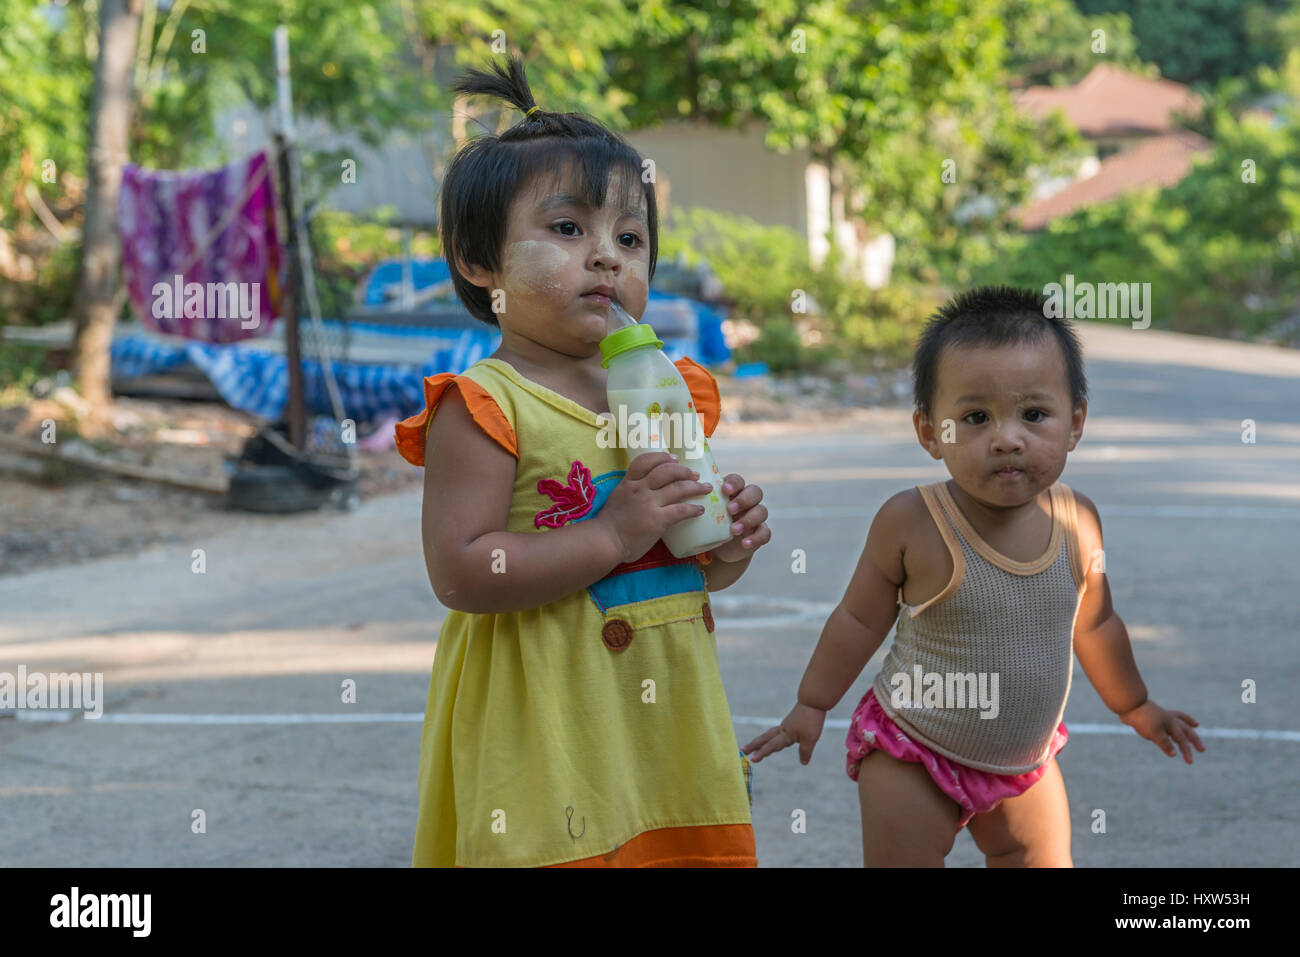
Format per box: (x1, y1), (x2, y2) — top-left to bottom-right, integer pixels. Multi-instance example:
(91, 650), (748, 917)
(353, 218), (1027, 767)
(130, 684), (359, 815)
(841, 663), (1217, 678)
(845, 687), (1068, 828)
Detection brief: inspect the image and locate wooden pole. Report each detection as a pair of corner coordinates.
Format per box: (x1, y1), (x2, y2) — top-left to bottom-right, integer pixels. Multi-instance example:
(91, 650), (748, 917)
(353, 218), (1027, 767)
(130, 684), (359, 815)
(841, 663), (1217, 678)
(274, 25), (306, 452)
(69, 0), (142, 429)
(276, 135), (305, 451)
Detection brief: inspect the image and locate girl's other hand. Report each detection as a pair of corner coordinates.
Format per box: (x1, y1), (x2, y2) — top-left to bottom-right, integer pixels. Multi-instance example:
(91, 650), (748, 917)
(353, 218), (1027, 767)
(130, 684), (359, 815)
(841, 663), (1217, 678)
(742, 703), (826, 766)
(595, 451), (715, 564)
(710, 473), (770, 563)
(1120, 700), (1205, 764)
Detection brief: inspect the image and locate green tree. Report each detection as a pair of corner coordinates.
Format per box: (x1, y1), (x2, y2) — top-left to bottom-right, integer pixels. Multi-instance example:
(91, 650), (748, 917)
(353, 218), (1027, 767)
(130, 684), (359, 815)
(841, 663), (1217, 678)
(1001, 0), (1146, 85)
(406, 0), (637, 130)
(968, 98), (1300, 337)
(0, 0), (94, 317)
(71, 0), (141, 420)
(608, 0), (1080, 272)
(131, 1), (433, 204)
(7, 0), (441, 413)
(1075, 0), (1293, 86)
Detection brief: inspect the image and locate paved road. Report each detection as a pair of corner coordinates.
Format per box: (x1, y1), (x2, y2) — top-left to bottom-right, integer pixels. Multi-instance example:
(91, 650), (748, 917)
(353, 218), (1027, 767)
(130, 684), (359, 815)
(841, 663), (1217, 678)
(1, 320), (1297, 867)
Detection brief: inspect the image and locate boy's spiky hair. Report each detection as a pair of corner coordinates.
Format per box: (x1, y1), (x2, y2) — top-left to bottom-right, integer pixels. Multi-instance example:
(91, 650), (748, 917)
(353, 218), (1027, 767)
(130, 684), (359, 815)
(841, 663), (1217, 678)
(439, 55), (658, 326)
(912, 285), (1088, 419)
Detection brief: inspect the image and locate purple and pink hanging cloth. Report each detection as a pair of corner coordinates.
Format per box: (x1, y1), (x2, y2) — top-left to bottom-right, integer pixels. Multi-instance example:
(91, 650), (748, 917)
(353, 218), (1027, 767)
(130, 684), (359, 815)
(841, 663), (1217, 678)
(118, 150), (282, 343)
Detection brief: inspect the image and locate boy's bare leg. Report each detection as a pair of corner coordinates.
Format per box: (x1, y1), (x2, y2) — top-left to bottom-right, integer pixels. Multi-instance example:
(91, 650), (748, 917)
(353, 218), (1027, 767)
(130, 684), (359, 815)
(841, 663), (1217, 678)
(966, 756), (1073, 867)
(857, 749), (961, 867)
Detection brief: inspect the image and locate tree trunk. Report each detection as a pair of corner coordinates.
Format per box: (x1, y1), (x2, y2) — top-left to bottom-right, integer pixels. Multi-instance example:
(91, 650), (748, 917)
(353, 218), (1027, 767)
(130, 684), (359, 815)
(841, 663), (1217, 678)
(70, 0), (141, 426)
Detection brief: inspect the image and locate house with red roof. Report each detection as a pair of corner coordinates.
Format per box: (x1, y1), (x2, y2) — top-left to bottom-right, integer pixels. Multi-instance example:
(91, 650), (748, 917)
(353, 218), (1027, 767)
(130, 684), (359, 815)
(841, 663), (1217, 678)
(1013, 64), (1210, 230)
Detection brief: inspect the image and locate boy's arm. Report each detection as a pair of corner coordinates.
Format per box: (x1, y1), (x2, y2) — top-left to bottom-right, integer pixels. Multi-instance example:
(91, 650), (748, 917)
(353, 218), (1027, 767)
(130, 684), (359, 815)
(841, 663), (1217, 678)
(797, 492), (909, 710)
(1071, 491), (1149, 715)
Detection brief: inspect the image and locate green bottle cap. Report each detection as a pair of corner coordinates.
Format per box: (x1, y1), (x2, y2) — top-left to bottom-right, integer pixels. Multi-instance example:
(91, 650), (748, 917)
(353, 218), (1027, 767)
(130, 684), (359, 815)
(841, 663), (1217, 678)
(599, 323), (664, 368)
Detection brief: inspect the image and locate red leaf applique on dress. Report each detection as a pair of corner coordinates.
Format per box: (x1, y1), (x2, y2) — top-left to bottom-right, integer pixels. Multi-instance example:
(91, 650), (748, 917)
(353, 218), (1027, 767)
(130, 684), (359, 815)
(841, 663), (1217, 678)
(534, 460), (597, 529)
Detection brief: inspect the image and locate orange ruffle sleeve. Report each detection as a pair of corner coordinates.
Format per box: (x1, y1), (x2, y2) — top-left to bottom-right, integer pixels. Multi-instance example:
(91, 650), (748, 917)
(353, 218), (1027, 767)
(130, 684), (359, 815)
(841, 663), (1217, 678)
(394, 374), (518, 467)
(675, 356), (724, 567)
(674, 356), (721, 437)
(394, 357), (720, 467)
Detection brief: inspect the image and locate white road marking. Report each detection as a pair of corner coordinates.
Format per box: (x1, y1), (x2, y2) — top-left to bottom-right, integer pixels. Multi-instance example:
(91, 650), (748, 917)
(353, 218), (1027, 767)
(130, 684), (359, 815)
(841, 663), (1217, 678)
(769, 505), (1300, 520)
(706, 594), (834, 626)
(91, 712), (423, 724)
(3, 711), (1285, 742)
(731, 716), (1300, 742)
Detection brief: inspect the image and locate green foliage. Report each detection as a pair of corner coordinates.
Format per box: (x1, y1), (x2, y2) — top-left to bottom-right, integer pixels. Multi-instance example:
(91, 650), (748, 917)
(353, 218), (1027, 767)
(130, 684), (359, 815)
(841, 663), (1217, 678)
(8, 0), (1291, 359)
(0, 1), (90, 327)
(614, 0), (1084, 253)
(660, 207), (810, 326)
(1075, 0), (1293, 86)
(0, 343), (50, 402)
(818, 278), (943, 365)
(309, 209), (441, 317)
(2, 1), (439, 223)
(966, 104), (1300, 336)
(659, 207), (810, 372)
(133, 1), (435, 172)
(1, 0), (450, 325)
(0, 0), (91, 233)
(408, 0), (639, 126)
(29, 240), (81, 325)
(1001, 0), (1146, 85)
(660, 207), (938, 371)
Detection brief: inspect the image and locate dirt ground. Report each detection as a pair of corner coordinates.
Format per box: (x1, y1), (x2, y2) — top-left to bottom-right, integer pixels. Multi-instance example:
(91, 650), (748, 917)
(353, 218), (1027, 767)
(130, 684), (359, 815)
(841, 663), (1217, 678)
(0, 366), (912, 579)
(0, 395), (421, 578)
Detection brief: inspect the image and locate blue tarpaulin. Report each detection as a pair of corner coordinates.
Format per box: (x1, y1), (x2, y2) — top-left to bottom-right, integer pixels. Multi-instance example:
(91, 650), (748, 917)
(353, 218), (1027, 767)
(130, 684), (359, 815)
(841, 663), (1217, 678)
(361, 259), (453, 305)
(111, 258), (729, 425)
(111, 311), (727, 427)
(111, 322), (499, 425)
(361, 258), (731, 365)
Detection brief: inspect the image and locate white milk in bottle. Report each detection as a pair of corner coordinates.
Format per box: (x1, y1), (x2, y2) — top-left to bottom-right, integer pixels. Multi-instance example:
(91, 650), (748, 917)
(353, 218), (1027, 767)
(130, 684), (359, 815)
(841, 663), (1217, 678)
(600, 302), (733, 558)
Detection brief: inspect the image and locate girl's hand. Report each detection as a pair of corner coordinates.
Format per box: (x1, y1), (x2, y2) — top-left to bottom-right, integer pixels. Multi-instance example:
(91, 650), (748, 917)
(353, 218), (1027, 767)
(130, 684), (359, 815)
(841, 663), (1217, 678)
(742, 703), (826, 766)
(711, 473), (771, 563)
(1120, 700), (1206, 764)
(596, 451), (715, 565)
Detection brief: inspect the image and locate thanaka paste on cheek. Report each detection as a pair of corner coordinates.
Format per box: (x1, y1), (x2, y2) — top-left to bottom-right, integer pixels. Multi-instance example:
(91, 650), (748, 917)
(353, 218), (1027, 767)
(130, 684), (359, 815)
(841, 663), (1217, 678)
(625, 260), (649, 298)
(501, 239), (572, 297)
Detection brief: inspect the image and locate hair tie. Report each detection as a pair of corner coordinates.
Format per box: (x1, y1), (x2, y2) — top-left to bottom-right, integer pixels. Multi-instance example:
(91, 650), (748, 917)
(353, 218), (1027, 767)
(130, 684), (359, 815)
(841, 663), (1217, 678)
(526, 105), (541, 117)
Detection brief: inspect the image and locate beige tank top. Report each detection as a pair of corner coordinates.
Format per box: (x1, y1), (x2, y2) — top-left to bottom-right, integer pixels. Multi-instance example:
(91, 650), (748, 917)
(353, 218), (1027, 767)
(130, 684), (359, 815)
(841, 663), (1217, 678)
(872, 480), (1087, 774)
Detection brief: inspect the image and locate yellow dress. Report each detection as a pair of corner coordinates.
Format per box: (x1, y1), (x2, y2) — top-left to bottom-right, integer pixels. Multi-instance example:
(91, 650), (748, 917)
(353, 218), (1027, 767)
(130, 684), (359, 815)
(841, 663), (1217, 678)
(395, 356), (755, 867)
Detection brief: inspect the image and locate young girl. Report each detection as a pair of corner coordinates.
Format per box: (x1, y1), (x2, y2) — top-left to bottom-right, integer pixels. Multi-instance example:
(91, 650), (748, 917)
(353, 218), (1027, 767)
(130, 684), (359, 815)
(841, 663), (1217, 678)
(395, 56), (771, 867)
(743, 286), (1205, 867)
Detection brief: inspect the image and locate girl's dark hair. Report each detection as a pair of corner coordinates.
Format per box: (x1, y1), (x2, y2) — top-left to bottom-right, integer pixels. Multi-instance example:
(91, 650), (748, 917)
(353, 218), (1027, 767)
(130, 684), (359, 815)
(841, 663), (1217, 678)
(912, 285), (1087, 419)
(440, 55), (658, 326)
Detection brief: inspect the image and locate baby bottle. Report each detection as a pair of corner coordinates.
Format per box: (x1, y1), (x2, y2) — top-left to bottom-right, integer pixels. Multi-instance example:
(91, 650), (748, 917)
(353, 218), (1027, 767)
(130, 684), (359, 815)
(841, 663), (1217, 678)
(600, 301), (733, 558)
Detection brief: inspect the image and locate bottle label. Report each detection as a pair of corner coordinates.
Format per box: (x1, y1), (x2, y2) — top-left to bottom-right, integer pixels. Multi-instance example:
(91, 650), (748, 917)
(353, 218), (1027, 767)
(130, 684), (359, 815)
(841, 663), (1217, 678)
(598, 391), (708, 460)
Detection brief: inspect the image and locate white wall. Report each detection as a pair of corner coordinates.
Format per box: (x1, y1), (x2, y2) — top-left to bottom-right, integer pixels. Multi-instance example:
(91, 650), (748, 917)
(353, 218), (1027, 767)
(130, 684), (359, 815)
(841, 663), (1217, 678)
(211, 103), (444, 225)
(624, 120), (811, 233)
(203, 108), (893, 286)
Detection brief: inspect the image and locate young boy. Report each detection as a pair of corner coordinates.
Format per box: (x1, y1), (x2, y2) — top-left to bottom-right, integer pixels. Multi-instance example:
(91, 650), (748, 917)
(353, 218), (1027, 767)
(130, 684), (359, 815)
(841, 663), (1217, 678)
(744, 285), (1204, 867)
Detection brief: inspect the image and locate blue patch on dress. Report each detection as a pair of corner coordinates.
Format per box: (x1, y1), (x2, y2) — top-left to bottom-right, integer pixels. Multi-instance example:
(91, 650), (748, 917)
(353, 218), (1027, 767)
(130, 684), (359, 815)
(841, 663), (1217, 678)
(574, 470), (706, 613)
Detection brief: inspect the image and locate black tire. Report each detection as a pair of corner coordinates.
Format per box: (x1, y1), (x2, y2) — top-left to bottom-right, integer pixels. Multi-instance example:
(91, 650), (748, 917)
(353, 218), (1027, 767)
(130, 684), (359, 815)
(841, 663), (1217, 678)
(227, 464), (331, 513)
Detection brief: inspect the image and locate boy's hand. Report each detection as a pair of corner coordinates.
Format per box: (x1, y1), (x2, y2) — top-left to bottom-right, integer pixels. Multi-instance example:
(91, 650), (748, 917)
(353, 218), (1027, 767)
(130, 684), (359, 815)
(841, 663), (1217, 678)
(1120, 700), (1205, 764)
(711, 473), (770, 563)
(742, 703), (826, 766)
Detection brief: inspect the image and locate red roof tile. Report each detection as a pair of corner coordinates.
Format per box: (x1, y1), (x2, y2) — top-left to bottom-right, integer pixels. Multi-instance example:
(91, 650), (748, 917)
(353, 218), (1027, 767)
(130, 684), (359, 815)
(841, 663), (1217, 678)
(1016, 64), (1203, 137)
(1013, 130), (1211, 231)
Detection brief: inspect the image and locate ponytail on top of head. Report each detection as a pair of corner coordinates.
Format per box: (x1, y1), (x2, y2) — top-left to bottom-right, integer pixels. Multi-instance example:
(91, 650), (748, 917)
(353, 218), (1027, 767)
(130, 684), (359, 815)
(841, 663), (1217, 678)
(451, 55), (544, 124)
(440, 54), (659, 326)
